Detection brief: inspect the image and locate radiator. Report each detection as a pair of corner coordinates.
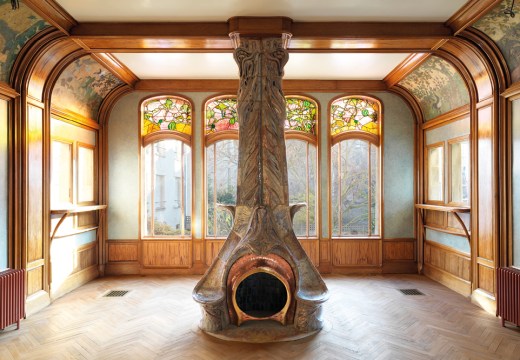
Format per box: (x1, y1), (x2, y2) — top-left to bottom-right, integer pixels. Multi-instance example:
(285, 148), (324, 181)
(0, 269), (25, 330)
(497, 267), (520, 327)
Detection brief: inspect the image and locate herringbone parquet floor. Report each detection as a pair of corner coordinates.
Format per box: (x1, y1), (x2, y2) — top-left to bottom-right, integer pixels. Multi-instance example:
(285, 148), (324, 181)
(1, 274), (520, 359)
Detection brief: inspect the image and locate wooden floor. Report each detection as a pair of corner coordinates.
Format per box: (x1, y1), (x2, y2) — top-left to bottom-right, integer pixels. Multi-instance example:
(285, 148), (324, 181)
(1, 274), (520, 359)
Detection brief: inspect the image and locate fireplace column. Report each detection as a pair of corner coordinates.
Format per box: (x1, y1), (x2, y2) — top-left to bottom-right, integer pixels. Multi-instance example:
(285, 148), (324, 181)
(193, 18), (328, 340)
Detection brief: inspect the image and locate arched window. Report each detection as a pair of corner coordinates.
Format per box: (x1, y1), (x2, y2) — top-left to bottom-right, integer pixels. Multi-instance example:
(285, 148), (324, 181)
(330, 96), (381, 237)
(141, 96), (192, 238)
(205, 96), (239, 237)
(285, 96), (318, 238)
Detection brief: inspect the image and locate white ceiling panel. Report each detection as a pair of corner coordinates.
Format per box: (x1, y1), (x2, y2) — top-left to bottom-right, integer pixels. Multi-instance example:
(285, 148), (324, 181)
(114, 52), (411, 80)
(56, 0), (467, 22)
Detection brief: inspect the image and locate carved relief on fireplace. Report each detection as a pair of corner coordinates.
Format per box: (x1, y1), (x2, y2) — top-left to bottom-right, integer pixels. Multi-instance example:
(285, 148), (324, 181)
(227, 254), (296, 326)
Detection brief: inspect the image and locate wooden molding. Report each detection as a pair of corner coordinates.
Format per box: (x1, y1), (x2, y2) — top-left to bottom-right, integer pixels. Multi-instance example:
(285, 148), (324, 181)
(0, 81), (19, 98)
(502, 81), (520, 100)
(228, 16), (292, 37)
(91, 53), (139, 86)
(136, 79), (387, 92)
(384, 53), (430, 87)
(98, 84), (134, 126)
(421, 104), (470, 130)
(23, 0), (77, 34)
(70, 21), (452, 51)
(51, 106), (100, 130)
(446, 0), (502, 35)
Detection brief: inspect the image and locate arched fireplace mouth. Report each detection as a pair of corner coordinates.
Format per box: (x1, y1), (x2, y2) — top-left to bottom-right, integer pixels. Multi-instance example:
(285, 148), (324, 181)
(227, 254), (296, 326)
(233, 268), (290, 325)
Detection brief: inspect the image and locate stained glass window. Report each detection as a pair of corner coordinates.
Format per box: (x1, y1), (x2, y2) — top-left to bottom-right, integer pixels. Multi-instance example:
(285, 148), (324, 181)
(206, 97), (238, 134)
(331, 97), (379, 136)
(142, 96), (192, 136)
(285, 97), (317, 135)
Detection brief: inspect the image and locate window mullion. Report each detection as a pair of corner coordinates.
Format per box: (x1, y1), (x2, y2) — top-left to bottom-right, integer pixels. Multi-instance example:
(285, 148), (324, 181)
(213, 143), (217, 237)
(368, 142), (372, 236)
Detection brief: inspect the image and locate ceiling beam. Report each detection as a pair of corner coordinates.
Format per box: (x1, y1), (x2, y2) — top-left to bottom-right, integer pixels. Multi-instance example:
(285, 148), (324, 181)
(90, 53), (140, 87)
(22, 0), (77, 34)
(135, 79), (387, 93)
(70, 21), (453, 52)
(445, 0), (502, 35)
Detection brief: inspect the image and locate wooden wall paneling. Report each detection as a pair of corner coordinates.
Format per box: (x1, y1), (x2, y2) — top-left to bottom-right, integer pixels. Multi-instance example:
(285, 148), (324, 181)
(382, 238), (417, 274)
(383, 239), (415, 261)
(298, 239), (319, 268)
(319, 239), (331, 273)
(477, 262), (495, 294)
(423, 241), (471, 296)
(425, 209), (446, 228)
(205, 240), (225, 266)
(25, 103), (46, 296)
(331, 239), (381, 267)
(192, 239), (206, 274)
(76, 242), (97, 271)
(476, 105), (496, 296)
(142, 241), (191, 268)
(107, 241), (139, 262)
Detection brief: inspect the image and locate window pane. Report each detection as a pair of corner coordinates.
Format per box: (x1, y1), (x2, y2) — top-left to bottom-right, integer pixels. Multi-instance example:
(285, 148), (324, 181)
(450, 140), (470, 204)
(370, 143), (379, 235)
(215, 140), (238, 237)
(51, 140), (72, 208)
(77, 145), (94, 203)
(144, 145), (152, 236)
(183, 143), (192, 235)
(331, 143), (340, 237)
(206, 144), (215, 236)
(428, 146), (444, 202)
(206, 139), (238, 237)
(308, 144), (317, 237)
(144, 139), (191, 237)
(287, 139), (307, 236)
(342, 140), (369, 236)
(286, 139), (317, 238)
(142, 97), (192, 136)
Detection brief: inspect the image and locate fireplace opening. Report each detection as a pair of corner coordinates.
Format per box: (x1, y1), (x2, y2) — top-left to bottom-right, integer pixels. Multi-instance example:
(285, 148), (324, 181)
(235, 272), (288, 318)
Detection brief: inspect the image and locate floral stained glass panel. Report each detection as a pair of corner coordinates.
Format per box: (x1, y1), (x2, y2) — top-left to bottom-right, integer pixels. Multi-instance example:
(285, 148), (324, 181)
(143, 97), (192, 136)
(331, 97), (379, 136)
(206, 98), (238, 134)
(285, 97), (317, 135)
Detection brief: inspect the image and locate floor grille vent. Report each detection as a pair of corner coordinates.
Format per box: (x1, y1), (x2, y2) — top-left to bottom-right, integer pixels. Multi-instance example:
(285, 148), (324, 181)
(103, 290), (130, 297)
(398, 289), (424, 296)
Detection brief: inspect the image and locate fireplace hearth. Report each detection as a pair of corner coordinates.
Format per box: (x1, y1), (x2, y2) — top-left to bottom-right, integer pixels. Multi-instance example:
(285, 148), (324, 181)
(193, 27), (328, 342)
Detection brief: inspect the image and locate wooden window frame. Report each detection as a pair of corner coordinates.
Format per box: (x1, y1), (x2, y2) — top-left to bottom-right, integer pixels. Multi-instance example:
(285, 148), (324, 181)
(425, 141), (445, 205)
(447, 135), (470, 207)
(329, 95), (382, 240)
(140, 95), (194, 240)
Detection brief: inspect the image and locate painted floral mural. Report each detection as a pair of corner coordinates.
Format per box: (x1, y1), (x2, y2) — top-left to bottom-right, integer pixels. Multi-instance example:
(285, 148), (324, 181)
(52, 56), (123, 121)
(0, 1), (48, 83)
(473, 0), (520, 83)
(399, 56), (469, 121)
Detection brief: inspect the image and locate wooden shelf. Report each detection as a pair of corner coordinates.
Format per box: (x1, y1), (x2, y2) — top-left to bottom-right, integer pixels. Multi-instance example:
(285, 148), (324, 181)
(50, 205), (107, 242)
(414, 204), (470, 213)
(50, 204), (107, 215)
(415, 203), (470, 244)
